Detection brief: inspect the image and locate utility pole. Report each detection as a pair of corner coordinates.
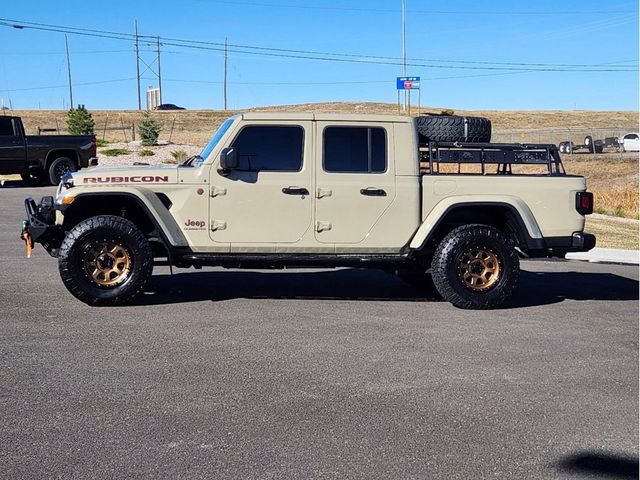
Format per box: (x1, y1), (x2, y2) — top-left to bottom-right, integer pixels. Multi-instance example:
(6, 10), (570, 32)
(65, 34), (73, 109)
(223, 37), (228, 110)
(157, 35), (162, 105)
(401, 0), (407, 111)
(135, 21), (141, 110)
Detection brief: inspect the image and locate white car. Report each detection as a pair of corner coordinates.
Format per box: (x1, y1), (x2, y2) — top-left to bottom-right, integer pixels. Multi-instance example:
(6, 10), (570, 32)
(621, 132), (640, 152)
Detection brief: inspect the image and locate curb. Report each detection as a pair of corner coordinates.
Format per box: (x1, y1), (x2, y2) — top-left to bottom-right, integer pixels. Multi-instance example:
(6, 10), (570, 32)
(566, 248), (640, 265)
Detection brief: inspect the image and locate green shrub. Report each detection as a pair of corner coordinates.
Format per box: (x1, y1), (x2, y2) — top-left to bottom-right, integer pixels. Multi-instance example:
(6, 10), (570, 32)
(67, 104), (95, 135)
(440, 109), (455, 116)
(96, 138), (109, 147)
(139, 111), (160, 146)
(139, 149), (155, 157)
(101, 148), (131, 157)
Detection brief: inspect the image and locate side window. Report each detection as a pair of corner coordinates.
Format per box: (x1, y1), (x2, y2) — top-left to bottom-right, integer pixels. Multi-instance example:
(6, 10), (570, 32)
(624, 133), (639, 140)
(0, 118), (15, 137)
(230, 125), (304, 171)
(323, 126), (386, 173)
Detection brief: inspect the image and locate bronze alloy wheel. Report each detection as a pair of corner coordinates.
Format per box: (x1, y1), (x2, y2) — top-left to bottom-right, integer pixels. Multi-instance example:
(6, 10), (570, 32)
(457, 246), (501, 291)
(83, 242), (132, 287)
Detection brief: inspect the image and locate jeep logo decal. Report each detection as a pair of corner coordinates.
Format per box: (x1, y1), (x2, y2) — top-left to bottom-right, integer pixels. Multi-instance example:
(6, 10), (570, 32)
(184, 219), (206, 230)
(82, 176), (169, 184)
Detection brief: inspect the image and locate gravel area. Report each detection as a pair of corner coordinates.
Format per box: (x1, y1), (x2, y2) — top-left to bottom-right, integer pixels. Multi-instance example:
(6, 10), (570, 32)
(96, 141), (201, 167)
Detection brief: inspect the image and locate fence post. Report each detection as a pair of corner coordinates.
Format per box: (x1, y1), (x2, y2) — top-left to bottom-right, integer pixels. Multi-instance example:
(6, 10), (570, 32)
(102, 114), (109, 140)
(131, 123), (135, 142)
(168, 115), (176, 144)
(618, 127), (623, 160)
(120, 115), (128, 143)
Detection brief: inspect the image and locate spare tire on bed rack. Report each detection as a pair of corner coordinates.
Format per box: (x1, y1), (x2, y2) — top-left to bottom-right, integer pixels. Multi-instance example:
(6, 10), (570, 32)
(416, 115), (492, 144)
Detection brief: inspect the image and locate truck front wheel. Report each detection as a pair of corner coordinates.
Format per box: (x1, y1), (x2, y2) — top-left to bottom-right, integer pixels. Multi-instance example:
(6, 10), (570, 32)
(58, 216), (153, 306)
(431, 224), (520, 309)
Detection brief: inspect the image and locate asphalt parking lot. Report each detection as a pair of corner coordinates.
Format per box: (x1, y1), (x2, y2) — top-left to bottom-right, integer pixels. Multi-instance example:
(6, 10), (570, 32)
(1, 184), (638, 479)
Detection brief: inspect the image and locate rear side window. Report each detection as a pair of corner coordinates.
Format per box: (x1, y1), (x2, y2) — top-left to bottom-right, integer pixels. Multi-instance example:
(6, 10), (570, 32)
(231, 125), (304, 171)
(0, 118), (15, 136)
(624, 133), (639, 140)
(323, 126), (386, 173)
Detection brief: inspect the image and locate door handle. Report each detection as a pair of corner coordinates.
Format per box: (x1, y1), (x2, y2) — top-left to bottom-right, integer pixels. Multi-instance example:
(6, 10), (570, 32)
(282, 186), (309, 196)
(360, 188), (387, 197)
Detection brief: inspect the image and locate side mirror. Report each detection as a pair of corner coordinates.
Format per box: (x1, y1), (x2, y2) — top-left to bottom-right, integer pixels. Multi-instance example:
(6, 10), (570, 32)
(219, 147), (239, 172)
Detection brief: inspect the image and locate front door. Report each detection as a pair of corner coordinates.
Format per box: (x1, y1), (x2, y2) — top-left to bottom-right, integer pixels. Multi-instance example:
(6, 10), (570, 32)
(314, 122), (396, 244)
(209, 122), (313, 247)
(0, 118), (25, 175)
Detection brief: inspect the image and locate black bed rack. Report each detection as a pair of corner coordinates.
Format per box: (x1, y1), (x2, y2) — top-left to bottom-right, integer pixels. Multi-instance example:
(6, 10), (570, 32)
(420, 142), (566, 176)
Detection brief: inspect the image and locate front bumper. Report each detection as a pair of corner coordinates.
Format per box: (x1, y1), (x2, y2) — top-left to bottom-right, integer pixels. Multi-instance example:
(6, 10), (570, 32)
(21, 197), (63, 257)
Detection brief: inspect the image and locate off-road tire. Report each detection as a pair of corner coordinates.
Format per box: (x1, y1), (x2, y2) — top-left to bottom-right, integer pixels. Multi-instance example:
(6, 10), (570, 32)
(48, 156), (76, 186)
(431, 224), (519, 309)
(20, 171), (46, 186)
(58, 215), (153, 306)
(416, 115), (492, 144)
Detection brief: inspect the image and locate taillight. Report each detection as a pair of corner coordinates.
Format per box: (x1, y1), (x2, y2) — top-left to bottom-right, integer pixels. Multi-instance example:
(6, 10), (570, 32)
(91, 135), (97, 157)
(576, 191), (593, 215)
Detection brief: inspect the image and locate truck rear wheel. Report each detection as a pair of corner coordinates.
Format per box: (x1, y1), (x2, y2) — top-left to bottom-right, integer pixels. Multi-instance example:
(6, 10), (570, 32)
(48, 156), (76, 186)
(58, 216), (153, 306)
(416, 115), (492, 144)
(431, 224), (519, 309)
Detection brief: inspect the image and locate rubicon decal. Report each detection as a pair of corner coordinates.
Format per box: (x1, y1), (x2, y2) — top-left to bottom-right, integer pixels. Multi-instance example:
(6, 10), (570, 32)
(83, 176), (170, 184)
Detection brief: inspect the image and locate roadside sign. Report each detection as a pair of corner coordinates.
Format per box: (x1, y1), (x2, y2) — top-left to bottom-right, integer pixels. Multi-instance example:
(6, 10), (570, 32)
(397, 76), (421, 90)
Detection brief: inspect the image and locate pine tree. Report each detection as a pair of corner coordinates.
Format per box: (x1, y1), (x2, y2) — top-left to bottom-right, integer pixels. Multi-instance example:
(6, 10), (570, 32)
(66, 104), (95, 135)
(139, 111), (160, 146)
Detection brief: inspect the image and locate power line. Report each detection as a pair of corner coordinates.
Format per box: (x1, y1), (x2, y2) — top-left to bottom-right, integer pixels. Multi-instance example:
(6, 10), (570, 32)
(0, 17), (636, 73)
(0, 78), (135, 93)
(208, 1), (635, 16)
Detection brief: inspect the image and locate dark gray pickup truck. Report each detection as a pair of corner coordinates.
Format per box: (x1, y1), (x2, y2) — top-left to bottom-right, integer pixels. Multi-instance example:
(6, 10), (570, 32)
(0, 116), (98, 185)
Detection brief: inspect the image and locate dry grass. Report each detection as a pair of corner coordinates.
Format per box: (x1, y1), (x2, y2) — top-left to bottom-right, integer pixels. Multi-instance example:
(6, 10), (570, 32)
(585, 214), (639, 250)
(562, 154), (639, 218)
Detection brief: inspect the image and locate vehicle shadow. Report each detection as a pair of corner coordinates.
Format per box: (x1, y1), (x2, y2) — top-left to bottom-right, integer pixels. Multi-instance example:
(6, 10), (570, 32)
(554, 451), (639, 479)
(139, 268), (639, 307)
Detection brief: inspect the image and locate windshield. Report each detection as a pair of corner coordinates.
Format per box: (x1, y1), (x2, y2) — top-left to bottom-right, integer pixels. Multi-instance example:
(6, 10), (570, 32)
(197, 117), (236, 164)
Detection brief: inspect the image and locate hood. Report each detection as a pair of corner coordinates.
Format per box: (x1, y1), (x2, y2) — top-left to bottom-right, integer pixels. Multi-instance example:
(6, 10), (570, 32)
(71, 164), (179, 186)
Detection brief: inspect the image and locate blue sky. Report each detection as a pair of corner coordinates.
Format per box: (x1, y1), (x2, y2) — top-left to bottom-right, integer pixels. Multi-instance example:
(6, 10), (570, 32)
(0, 0), (638, 111)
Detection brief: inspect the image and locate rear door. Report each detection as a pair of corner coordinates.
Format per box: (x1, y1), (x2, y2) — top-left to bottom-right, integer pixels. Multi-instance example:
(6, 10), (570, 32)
(0, 118), (26, 174)
(314, 122), (396, 244)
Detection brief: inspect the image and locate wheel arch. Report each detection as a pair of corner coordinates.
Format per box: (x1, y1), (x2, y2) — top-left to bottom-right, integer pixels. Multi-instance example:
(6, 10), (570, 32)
(409, 199), (543, 252)
(60, 190), (189, 250)
(45, 149), (80, 170)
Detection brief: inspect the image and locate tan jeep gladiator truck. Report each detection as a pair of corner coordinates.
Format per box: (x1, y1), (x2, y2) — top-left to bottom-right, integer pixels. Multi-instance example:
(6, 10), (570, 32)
(21, 112), (595, 309)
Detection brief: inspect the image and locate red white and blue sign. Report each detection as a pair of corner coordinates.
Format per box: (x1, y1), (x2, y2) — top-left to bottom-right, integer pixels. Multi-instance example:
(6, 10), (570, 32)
(397, 76), (421, 90)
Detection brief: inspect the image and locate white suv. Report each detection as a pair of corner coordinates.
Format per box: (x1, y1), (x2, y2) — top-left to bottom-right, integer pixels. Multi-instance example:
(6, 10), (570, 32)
(621, 132), (640, 152)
